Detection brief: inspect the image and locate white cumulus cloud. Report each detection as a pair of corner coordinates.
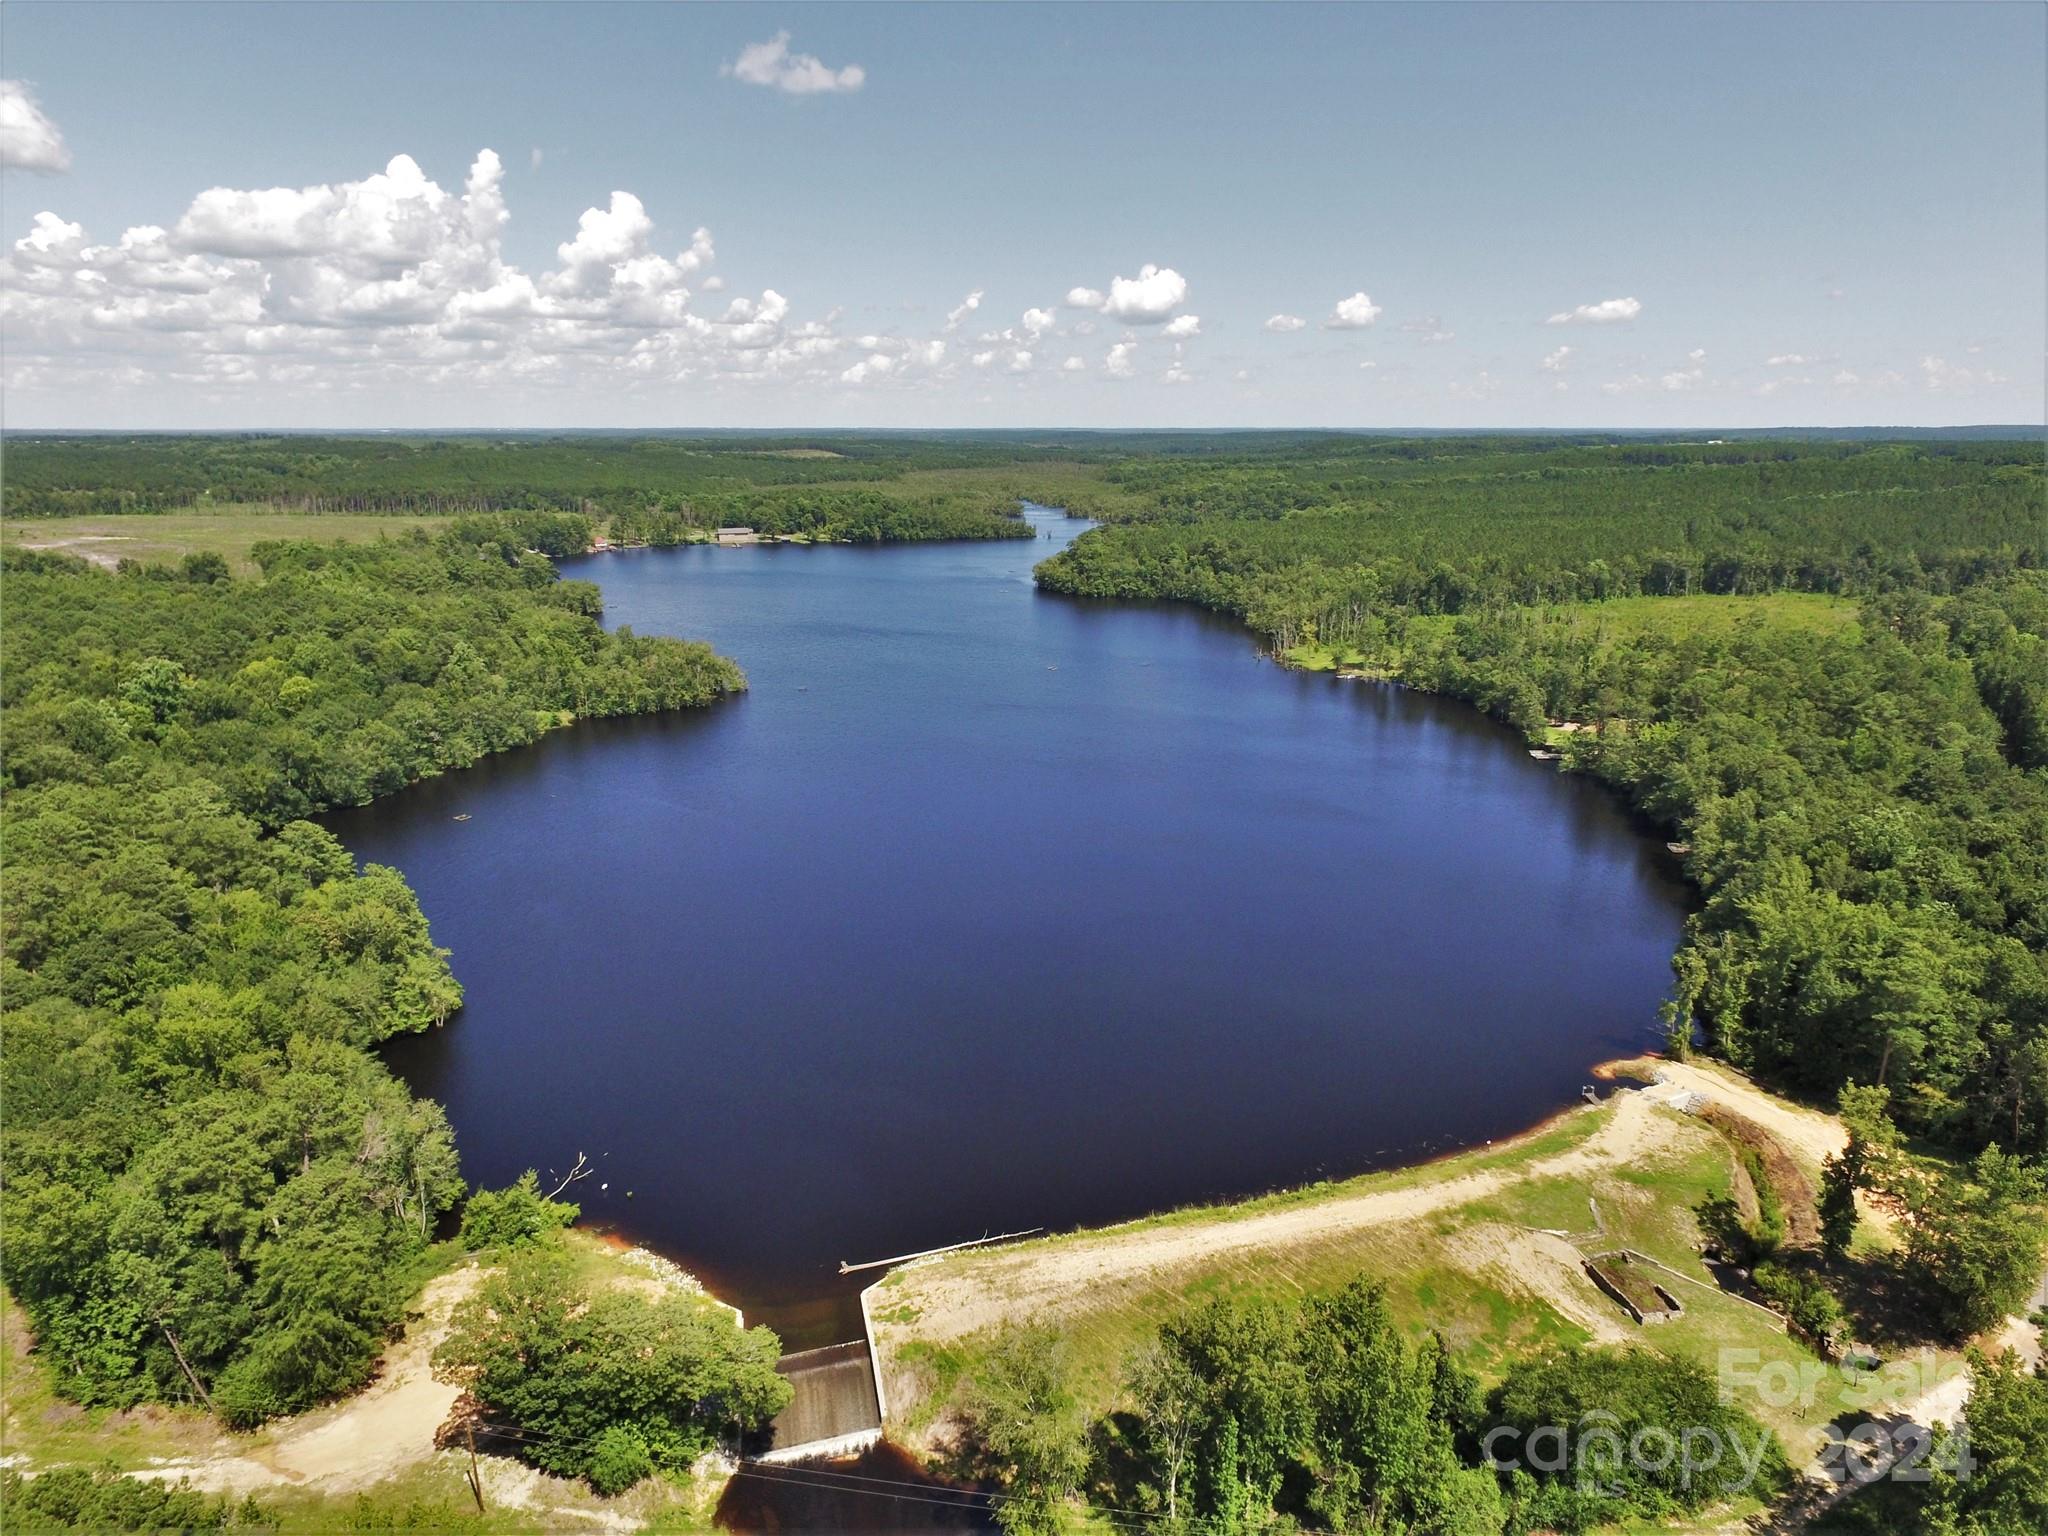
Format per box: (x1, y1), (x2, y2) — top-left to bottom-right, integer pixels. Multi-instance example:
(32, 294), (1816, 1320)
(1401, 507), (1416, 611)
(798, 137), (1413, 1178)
(176, 152), (457, 261)
(840, 352), (897, 385)
(1263, 313), (1305, 333)
(724, 31), (865, 94)
(1064, 264), (1189, 324)
(1546, 296), (1641, 325)
(0, 148), (904, 404)
(1919, 355), (1998, 392)
(1105, 340), (1137, 378)
(945, 289), (983, 331)
(1103, 264), (1187, 322)
(1325, 291), (1381, 329)
(554, 190), (657, 281)
(1162, 314), (1201, 339)
(0, 80), (70, 173)
(1541, 344), (1573, 372)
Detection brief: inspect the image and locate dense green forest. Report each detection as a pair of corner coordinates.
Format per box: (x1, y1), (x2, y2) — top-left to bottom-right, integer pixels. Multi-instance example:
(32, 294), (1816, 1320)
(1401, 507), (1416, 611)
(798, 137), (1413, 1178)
(3, 432), (2044, 1533)
(1, 434), (1037, 543)
(964, 1281), (1789, 1536)
(1010, 432), (2048, 1535)
(0, 517), (742, 1424)
(428, 1176), (792, 1497)
(1039, 438), (2048, 1162)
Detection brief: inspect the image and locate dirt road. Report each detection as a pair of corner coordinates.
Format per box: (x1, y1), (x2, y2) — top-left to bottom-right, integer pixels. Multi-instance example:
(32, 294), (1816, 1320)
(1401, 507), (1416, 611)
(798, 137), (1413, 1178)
(874, 1082), (1679, 1354)
(1639, 1059), (1847, 1170)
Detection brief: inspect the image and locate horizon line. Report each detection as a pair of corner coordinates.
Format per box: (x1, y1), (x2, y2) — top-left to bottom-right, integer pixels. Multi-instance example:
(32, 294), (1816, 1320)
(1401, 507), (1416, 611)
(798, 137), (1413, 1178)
(7, 423), (2044, 436)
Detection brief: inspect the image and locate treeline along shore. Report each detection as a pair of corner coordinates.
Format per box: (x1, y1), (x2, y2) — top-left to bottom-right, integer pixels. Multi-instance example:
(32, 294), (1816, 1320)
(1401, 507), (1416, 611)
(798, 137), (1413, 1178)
(1031, 436), (2047, 1163)
(0, 511), (745, 1427)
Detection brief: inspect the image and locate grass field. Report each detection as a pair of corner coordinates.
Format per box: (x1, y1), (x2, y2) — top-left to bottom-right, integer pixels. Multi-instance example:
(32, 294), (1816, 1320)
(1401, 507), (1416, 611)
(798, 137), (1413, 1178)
(1286, 591), (1863, 678)
(2, 510), (452, 576)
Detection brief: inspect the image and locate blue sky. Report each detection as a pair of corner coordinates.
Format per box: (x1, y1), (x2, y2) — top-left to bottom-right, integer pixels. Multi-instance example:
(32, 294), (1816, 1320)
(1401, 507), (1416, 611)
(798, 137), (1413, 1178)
(2, 1), (2041, 428)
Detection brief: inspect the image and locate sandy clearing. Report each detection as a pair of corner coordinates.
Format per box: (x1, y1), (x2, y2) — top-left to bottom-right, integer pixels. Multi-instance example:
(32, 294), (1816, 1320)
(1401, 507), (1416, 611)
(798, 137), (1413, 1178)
(264, 1265), (478, 1489)
(1638, 1059), (1847, 1171)
(1627, 1057), (1921, 1246)
(877, 1091), (1677, 1352)
(108, 1246), (743, 1523)
(112, 1237), (735, 1505)
(478, 1456), (643, 1531)
(133, 1264), (482, 1495)
(11, 535), (135, 570)
(2002, 1268), (2048, 1371)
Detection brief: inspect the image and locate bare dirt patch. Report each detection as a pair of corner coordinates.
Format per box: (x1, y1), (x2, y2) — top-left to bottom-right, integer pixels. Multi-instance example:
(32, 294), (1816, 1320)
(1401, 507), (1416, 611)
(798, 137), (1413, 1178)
(1699, 1104), (1821, 1250)
(131, 1264), (482, 1496)
(1441, 1224), (1633, 1344)
(9, 534), (135, 569)
(1631, 1058), (1847, 1172)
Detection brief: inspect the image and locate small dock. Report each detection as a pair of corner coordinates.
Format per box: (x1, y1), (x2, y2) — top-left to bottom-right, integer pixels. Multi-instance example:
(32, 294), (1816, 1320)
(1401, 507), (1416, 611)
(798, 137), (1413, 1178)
(758, 1341), (883, 1463)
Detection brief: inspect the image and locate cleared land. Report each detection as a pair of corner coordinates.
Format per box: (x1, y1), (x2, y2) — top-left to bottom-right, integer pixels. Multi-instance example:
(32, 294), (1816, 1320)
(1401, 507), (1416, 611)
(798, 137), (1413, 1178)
(868, 1058), (1943, 1481)
(2, 510), (451, 575)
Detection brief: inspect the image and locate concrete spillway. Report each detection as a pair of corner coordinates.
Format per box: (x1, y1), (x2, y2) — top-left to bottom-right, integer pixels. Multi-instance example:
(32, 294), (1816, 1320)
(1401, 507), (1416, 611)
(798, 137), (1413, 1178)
(760, 1340), (884, 1463)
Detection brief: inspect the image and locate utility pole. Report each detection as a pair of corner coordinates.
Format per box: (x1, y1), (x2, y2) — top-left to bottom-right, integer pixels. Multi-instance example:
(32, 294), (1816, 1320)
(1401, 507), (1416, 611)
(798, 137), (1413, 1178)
(464, 1418), (485, 1515)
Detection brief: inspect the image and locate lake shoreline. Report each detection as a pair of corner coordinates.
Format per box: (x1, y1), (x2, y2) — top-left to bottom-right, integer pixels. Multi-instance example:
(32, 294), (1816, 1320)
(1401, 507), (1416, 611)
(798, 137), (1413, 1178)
(350, 504), (1687, 1351)
(579, 525), (1042, 555)
(556, 1048), (1680, 1358)
(600, 1051), (1678, 1349)
(864, 1052), (1874, 1474)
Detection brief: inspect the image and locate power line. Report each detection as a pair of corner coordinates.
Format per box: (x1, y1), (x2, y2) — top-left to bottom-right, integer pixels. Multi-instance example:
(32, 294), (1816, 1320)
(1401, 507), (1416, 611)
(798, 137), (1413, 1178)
(456, 1415), (1346, 1536)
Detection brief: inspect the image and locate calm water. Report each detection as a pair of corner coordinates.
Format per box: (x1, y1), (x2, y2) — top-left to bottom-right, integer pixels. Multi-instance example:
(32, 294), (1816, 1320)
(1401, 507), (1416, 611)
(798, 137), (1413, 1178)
(334, 506), (1686, 1346)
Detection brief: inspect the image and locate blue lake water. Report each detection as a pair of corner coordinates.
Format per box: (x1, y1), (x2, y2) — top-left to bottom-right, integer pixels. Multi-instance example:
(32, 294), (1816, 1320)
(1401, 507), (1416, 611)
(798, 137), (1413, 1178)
(332, 505), (1687, 1346)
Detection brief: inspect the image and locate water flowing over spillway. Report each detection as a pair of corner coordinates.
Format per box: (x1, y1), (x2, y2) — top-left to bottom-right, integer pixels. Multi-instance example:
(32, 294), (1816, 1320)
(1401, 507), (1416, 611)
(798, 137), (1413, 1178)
(330, 506), (1687, 1346)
